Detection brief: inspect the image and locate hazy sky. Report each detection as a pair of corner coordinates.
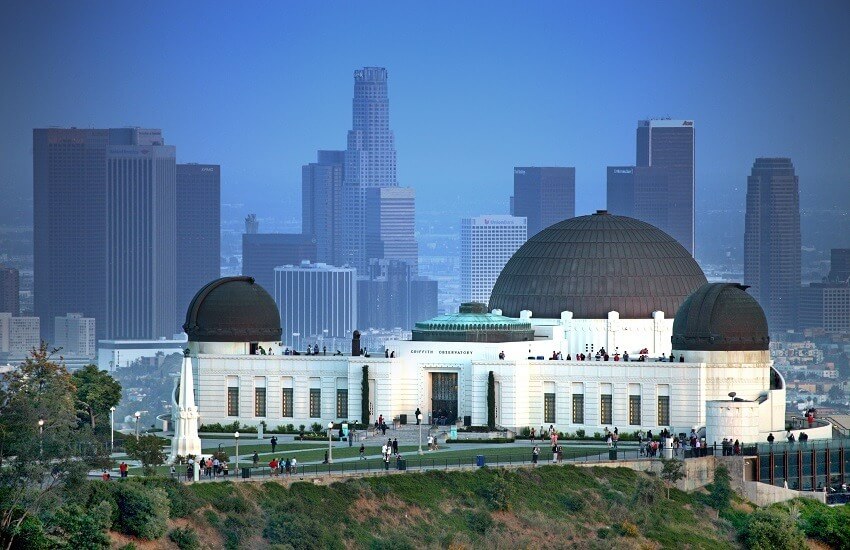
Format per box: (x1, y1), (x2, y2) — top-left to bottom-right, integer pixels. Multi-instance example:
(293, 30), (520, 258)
(1, 1), (849, 221)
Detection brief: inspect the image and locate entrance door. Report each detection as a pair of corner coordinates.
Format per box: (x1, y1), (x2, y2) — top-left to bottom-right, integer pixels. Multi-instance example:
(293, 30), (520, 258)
(431, 372), (458, 425)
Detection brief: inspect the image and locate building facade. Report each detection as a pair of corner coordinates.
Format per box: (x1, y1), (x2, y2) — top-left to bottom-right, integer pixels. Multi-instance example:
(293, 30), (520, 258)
(0, 265), (19, 316)
(357, 259), (438, 331)
(365, 187), (418, 273)
(512, 167), (575, 237)
(302, 151), (345, 265)
(0, 313), (40, 356)
(54, 313), (96, 358)
(460, 215), (527, 305)
(242, 234), (317, 295)
(176, 164), (221, 323)
(273, 262), (357, 348)
(800, 249), (850, 333)
(744, 158), (801, 333)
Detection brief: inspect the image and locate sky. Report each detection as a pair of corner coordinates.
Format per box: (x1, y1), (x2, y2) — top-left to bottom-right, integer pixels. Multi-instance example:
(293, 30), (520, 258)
(1, 1), (849, 224)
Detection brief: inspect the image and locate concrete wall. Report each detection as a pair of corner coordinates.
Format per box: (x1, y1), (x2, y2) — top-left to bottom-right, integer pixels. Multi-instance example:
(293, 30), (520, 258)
(580, 456), (716, 492)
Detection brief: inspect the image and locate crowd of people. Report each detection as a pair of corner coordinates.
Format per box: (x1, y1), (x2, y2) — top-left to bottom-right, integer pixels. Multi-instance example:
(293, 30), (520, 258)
(500, 347), (686, 362)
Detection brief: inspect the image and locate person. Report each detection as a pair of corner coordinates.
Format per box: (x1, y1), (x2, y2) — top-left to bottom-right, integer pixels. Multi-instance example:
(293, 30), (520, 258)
(432, 435), (439, 451)
(381, 443), (387, 458)
(170, 464), (177, 478)
(788, 432), (796, 444)
(322, 346), (327, 355)
(271, 435), (278, 453)
(269, 457), (278, 476)
(206, 457), (213, 478)
(733, 439), (741, 455)
(767, 432), (775, 444)
(359, 443), (366, 460)
(530, 427), (536, 444)
(314, 344), (319, 355)
(222, 461), (229, 477)
(119, 461), (129, 478)
(186, 461), (194, 480)
(385, 348), (389, 358)
(623, 351), (629, 362)
(213, 456), (220, 476)
(392, 437), (399, 456)
(800, 431), (809, 443)
(323, 451), (329, 464)
(253, 451), (259, 467)
(101, 469), (110, 481)
(415, 407), (421, 424)
(566, 354), (571, 360)
(285, 457), (292, 476)
(390, 351), (395, 358)
(498, 351), (505, 360)
(679, 355), (685, 362)
(427, 435), (434, 451)
(532, 446), (539, 465)
(606, 432), (613, 449)
(291, 457), (297, 474)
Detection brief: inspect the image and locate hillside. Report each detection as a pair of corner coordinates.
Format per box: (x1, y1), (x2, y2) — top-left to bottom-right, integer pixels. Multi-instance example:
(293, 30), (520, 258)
(108, 466), (742, 549)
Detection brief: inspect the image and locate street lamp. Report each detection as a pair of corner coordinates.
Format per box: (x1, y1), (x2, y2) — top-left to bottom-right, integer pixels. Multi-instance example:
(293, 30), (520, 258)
(134, 411), (141, 441)
(234, 431), (240, 474)
(327, 421), (334, 464)
(38, 418), (44, 457)
(418, 413), (424, 455)
(110, 406), (116, 453)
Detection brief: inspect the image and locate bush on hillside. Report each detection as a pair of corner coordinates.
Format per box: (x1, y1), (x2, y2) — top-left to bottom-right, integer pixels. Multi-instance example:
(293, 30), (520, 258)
(709, 465), (733, 511)
(169, 527), (201, 550)
(111, 482), (169, 540)
(743, 507), (806, 549)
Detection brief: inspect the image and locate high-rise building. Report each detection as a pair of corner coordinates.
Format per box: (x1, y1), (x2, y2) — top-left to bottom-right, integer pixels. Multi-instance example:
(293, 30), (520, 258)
(365, 187), (418, 272)
(357, 259), (437, 330)
(302, 151), (344, 264)
(828, 249), (850, 283)
(54, 313), (96, 358)
(34, 128), (178, 342)
(245, 214), (259, 234)
(618, 119), (696, 255)
(176, 164), (221, 320)
(512, 167), (575, 237)
(744, 157), (801, 332)
(105, 131), (177, 339)
(0, 265), (19, 316)
(800, 249), (850, 334)
(461, 216), (527, 305)
(338, 67), (411, 272)
(274, 262), (357, 347)
(0, 312), (40, 356)
(242, 234), (317, 295)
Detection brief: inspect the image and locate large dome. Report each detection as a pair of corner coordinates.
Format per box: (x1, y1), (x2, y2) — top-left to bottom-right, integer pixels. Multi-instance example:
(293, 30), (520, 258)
(672, 283), (770, 351)
(183, 276), (282, 342)
(488, 211), (707, 319)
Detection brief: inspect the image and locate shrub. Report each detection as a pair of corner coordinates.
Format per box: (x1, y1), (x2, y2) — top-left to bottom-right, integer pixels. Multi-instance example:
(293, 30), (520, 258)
(575, 429), (586, 438)
(619, 521), (640, 537)
(466, 510), (493, 534)
(632, 476), (660, 507)
(486, 371), (496, 430)
(111, 482), (169, 540)
(709, 465), (733, 511)
(597, 527), (611, 539)
(478, 475), (510, 511)
(559, 493), (585, 512)
(134, 478), (201, 518)
(743, 507), (806, 549)
(264, 512), (340, 549)
(519, 426), (531, 437)
(169, 527), (201, 550)
(311, 422), (324, 433)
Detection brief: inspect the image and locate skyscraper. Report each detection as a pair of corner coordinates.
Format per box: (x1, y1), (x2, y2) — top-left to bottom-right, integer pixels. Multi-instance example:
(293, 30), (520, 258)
(338, 67), (411, 272)
(177, 164), (221, 323)
(461, 216), (527, 305)
(34, 127), (179, 341)
(744, 157), (801, 332)
(105, 131), (177, 339)
(800, 249), (850, 334)
(0, 265), (19, 316)
(302, 151), (344, 264)
(274, 262), (357, 347)
(512, 167), (575, 237)
(356, 259), (438, 330)
(365, 187), (418, 272)
(242, 233), (317, 295)
(620, 119), (695, 255)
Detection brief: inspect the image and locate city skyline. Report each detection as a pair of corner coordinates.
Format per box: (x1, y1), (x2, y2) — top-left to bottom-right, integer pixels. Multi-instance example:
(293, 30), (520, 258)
(2, 2), (849, 229)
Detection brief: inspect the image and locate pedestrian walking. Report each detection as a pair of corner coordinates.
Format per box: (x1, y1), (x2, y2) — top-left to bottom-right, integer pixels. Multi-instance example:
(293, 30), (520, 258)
(271, 435), (278, 453)
(359, 443), (366, 460)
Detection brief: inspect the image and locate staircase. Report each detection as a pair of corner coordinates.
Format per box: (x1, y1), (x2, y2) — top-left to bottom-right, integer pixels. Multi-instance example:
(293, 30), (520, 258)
(359, 423), (448, 446)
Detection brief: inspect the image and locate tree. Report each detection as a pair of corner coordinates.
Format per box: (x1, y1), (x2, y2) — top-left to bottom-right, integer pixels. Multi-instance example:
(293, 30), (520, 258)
(361, 365), (369, 425)
(659, 458), (685, 499)
(827, 385), (845, 403)
(125, 435), (167, 475)
(709, 465), (734, 511)
(487, 371), (496, 430)
(0, 343), (105, 549)
(71, 364), (122, 430)
(743, 507), (806, 549)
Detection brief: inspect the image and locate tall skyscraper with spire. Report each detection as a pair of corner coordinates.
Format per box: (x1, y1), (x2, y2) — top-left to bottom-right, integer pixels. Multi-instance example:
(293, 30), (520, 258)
(744, 157), (801, 332)
(337, 67), (415, 273)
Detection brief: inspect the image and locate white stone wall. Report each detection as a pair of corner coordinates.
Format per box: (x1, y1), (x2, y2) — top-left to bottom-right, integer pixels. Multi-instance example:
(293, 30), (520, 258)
(532, 312), (674, 358)
(706, 400), (760, 445)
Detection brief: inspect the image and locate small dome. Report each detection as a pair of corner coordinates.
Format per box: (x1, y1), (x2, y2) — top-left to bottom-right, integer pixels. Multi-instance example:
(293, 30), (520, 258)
(413, 303), (534, 343)
(489, 211), (707, 319)
(183, 276), (282, 342)
(672, 283), (769, 352)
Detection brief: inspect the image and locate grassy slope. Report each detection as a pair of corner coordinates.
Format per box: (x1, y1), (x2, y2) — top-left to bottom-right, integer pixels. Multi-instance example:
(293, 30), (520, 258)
(176, 465), (739, 549)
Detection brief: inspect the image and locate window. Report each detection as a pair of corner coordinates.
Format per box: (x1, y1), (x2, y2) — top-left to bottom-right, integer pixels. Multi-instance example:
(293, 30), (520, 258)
(281, 388), (293, 418)
(572, 394), (584, 424)
(255, 388), (266, 417)
(629, 395), (641, 425)
(336, 389), (348, 418)
(544, 393), (556, 423)
(658, 396), (670, 426)
(227, 387), (239, 417)
(600, 394), (613, 425)
(310, 388), (321, 418)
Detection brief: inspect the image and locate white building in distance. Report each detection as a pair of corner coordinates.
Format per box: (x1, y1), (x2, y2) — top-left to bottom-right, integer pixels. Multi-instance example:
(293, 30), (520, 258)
(461, 215), (527, 305)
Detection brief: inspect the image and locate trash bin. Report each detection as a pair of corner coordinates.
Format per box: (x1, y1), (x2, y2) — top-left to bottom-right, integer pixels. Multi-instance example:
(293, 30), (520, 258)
(397, 459), (407, 471)
(399, 414), (407, 425)
(241, 467), (251, 479)
(608, 450), (618, 461)
(476, 455), (485, 467)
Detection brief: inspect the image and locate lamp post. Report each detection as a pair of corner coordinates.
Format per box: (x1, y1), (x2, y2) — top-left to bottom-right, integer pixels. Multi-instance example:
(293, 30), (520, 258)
(38, 418), (44, 457)
(234, 431), (240, 473)
(134, 411), (141, 441)
(327, 421), (334, 464)
(110, 406), (116, 453)
(417, 413), (425, 454)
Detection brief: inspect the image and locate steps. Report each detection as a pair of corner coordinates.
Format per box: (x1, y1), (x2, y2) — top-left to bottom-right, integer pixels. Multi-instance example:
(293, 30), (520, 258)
(359, 424), (448, 446)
